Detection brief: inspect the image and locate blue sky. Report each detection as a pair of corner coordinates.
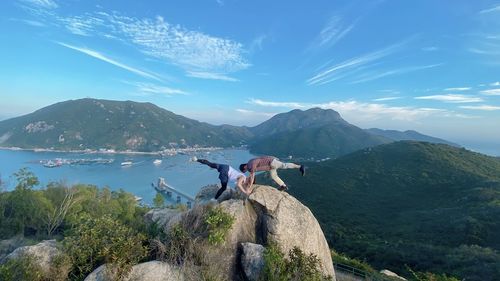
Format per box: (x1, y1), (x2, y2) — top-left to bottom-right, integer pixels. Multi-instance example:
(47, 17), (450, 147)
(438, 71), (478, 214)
(1, 0), (500, 154)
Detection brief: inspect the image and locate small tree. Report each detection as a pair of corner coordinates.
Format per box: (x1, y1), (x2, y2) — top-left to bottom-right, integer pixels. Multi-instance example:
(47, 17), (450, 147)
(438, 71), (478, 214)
(153, 192), (165, 208)
(14, 168), (39, 190)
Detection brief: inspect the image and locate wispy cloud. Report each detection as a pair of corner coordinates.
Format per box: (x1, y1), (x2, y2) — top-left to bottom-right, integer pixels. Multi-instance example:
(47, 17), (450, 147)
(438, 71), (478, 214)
(480, 88), (500, 95)
(460, 105), (500, 111)
(307, 37), (415, 85)
(20, 0), (57, 9)
(186, 71), (239, 82)
(248, 98), (471, 121)
(313, 15), (357, 49)
(373, 97), (401, 101)
(491, 82), (500, 86)
(108, 14), (250, 73)
(479, 4), (500, 14)
(235, 109), (276, 118)
(123, 81), (189, 96)
(415, 94), (483, 103)
(350, 63), (443, 84)
(249, 34), (267, 53)
(19, 4), (250, 80)
(444, 87), (471, 91)
(56, 42), (163, 81)
(10, 18), (46, 27)
(247, 99), (308, 108)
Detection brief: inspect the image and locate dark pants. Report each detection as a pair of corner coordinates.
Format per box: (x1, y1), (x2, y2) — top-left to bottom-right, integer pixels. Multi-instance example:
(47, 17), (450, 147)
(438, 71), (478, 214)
(197, 159), (229, 199)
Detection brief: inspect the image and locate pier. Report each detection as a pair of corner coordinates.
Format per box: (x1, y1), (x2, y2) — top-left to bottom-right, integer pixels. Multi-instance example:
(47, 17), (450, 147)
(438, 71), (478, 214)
(153, 177), (194, 207)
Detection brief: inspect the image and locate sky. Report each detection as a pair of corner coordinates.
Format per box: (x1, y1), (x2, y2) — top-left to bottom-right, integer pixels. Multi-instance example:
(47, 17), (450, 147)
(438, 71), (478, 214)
(0, 0), (500, 155)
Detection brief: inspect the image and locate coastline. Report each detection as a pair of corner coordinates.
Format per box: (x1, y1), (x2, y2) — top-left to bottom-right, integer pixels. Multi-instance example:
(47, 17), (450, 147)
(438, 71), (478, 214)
(0, 145), (235, 156)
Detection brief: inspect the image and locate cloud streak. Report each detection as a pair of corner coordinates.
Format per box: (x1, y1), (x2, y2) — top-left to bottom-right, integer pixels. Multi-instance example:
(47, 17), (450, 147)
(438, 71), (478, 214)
(415, 94), (483, 103)
(444, 87), (471, 91)
(123, 81), (189, 96)
(460, 105), (500, 111)
(247, 98), (471, 122)
(20, 0), (57, 9)
(314, 15), (357, 49)
(186, 71), (239, 82)
(480, 88), (500, 95)
(19, 3), (250, 80)
(56, 42), (163, 81)
(307, 37), (415, 85)
(350, 63), (443, 84)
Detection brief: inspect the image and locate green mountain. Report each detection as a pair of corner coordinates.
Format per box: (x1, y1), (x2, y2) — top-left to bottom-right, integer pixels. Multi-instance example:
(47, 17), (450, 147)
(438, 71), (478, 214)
(0, 100), (459, 158)
(249, 108), (390, 159)
(250, 122), (390, 159)
(366, 128), (460, 147)
(0, 98), (250, 151)
(267, 141), (500, 280)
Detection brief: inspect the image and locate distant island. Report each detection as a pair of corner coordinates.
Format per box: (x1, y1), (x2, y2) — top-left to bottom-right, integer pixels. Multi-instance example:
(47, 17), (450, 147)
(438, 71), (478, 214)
(0, 98), (460, 159)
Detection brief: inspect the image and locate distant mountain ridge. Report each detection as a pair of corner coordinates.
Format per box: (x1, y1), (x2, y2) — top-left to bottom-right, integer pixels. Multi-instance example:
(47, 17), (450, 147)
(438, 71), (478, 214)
(0, 99), (459, 156)
(366, 128), (460, 147)
(0, 99), (250, 151)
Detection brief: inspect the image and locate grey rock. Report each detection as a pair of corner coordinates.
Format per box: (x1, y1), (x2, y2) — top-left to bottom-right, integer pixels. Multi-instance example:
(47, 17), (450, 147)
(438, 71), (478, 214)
(248, 185), (336, 279)
(4, 240), (62, 275)
(144, 208), (183, 229)
(240, 243), (265, 281)
(84, 261), (185, 281)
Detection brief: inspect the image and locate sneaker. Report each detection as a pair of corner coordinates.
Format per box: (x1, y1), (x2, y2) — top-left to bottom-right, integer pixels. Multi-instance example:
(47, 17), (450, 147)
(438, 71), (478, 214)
(278, 185), (288, 191)
(300, 165), (306, 176)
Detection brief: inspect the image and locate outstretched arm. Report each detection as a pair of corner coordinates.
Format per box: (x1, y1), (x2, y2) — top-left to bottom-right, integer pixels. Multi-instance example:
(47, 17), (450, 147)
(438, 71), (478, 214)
(247, 172), (256, 191)
(236, 176), (250, 195)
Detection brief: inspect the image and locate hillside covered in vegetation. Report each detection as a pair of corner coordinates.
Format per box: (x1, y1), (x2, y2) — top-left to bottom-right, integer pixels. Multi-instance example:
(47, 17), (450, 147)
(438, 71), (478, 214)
(270, 141), (500, 281)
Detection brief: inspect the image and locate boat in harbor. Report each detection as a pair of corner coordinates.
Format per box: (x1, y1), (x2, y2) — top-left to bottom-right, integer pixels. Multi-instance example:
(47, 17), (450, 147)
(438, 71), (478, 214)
(121, 161), (133, 166)
(153, 159), (162, 165)
(43, 159), (62, 168)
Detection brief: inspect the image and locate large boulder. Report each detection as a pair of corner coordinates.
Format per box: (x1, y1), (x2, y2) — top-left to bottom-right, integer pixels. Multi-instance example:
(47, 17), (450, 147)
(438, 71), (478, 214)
(240, 242), (265, 281)
(194, 184), (247, 206)
(84, 261), (185, 281)
(144, 208), (183, 229)
(180, 199), (258, 280)
(248, 185), (336, 279)
(4, 240), (62, 275)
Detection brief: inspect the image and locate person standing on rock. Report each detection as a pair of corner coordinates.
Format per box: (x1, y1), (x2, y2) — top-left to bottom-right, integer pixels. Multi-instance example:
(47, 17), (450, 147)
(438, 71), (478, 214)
(239, 156), (305, 192)
(193, 157), (250, 199)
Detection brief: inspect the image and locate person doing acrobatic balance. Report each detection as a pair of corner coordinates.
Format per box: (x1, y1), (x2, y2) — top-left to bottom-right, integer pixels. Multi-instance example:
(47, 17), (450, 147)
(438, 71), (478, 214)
(194, 157), (250, 199)
(239, 156), (305, 192)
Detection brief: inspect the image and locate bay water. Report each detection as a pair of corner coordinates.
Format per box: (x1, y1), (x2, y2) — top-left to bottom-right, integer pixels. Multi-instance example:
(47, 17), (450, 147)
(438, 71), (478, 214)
(0, 149), (256, 204)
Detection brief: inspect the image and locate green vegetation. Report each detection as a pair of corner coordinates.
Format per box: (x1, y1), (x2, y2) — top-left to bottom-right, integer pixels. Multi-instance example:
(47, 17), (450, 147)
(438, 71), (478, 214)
(0, 168), (151, 280)
(270, 141), (500, 280)
(261, 243), (332, 281)
(0, 98), (251, 151)
(64, 214), (148, 280)
(204, 206), (235, 246)
(153, 192), (165, 208)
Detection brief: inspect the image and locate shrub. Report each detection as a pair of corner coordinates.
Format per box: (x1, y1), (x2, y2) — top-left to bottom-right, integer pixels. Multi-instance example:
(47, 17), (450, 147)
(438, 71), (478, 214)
(63, 214), (148, 281)
(204, 206), (235, 246)
(261, 244), (332, 281)
(0, 255), (44, 281)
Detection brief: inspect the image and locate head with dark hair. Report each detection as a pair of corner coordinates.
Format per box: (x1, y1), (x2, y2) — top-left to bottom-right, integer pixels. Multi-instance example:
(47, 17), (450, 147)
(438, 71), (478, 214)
(239, 163), (248, 173)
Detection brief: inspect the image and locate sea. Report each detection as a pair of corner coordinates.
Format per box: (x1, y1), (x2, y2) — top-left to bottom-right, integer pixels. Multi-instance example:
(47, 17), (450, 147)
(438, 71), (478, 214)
(0, 148), (256, 205)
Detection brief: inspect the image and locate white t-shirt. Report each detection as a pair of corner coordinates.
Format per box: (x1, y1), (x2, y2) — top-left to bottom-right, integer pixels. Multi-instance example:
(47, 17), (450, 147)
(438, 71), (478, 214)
(228, 166), (246, 185)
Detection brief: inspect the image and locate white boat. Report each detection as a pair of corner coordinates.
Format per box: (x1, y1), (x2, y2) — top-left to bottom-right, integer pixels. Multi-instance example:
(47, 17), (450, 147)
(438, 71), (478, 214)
(153, 159), (162, 165)
(121, 161), (133, 166)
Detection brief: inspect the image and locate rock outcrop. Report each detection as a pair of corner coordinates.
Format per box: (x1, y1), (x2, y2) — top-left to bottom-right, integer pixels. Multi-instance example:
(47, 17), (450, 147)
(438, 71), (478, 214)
(179, 184), (336, 280)
(249, 185), (335, 278)
(84, 261), (185, 281)
(240, 242), (265, 281)
(3, 240), (62, 275)
(144, 208), (183, 230)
